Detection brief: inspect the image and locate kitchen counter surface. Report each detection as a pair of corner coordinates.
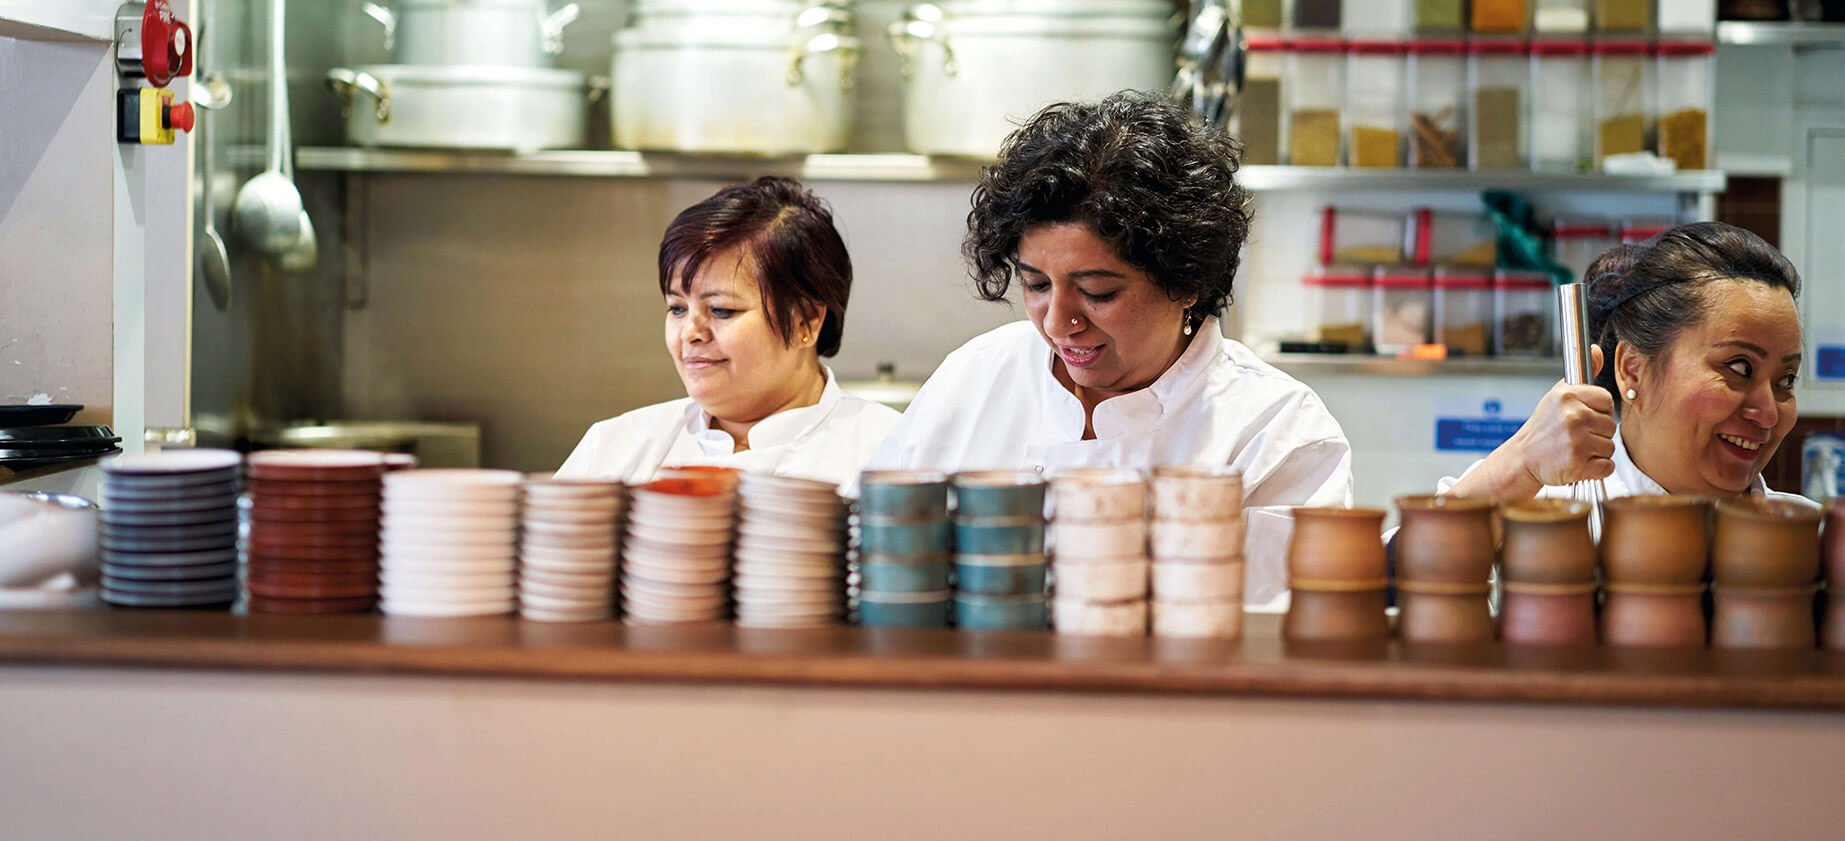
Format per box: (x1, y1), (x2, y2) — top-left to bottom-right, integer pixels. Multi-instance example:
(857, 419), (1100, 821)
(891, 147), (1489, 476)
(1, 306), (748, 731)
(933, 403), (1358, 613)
(3, 609), (1844, 710)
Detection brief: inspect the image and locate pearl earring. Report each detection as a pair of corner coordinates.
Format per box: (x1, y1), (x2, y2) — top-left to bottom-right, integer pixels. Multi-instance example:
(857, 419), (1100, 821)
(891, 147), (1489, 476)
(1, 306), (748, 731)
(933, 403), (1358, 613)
(1625, 388), (1636, 400)
(1183, 322), (1193, 336)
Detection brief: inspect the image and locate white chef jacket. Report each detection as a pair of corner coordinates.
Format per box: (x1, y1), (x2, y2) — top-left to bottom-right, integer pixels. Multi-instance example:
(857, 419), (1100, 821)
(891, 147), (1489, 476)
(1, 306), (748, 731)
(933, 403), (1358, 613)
(556, 367), (901, 490)
(866, 318), (1355, 605)
(1440, 424), (1816, 507)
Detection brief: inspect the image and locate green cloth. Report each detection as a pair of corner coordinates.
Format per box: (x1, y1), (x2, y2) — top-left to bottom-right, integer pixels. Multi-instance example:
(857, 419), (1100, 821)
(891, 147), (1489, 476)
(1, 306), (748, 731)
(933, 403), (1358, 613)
(1484, 189), (1572, 285)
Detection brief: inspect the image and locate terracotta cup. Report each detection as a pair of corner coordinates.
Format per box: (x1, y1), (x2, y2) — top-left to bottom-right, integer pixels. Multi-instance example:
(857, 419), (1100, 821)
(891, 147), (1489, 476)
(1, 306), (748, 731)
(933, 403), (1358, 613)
(1711, 587), (1818, 650)
(1499, 499), (1597, 585)
(1601, 590), (1707, 647)
(1712, 498), (1823, 588)
(1499, 584), (1598, 646)
(1394, 495), (1496, 584)
(1821, 498), (1844, 589)
(1283, 587), (1389, 642)
(1286, 507), (1388, 585)
(1824, 597), (1845, 651)
(1602, 495), (1711, 586)
(1396, 588), (1494, 644)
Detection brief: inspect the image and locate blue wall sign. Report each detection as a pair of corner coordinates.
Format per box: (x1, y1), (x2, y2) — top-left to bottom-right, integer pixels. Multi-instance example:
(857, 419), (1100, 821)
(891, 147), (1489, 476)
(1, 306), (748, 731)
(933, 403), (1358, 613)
(1434, 398), (1527, 452)
(1817, 345), (1845, 382)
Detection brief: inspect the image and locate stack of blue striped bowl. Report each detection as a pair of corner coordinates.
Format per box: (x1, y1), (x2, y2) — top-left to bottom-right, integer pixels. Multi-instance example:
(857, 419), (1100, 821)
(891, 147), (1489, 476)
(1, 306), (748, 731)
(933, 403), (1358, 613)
(855, 471), (952, 627)
(951, 471), (1048, 630)
(98, 449), (244, 610)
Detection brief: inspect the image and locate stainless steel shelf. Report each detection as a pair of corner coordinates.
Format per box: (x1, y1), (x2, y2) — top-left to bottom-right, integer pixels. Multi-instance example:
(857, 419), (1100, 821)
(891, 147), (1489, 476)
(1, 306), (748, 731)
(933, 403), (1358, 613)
(294, 147), (1729, 192)
(1717, 21), (1845, 47)
(1265, 353), (1562, 378)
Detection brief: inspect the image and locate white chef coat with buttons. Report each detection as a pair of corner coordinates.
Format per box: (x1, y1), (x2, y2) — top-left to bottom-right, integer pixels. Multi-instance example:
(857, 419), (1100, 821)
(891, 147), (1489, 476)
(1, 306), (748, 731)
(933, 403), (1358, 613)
(1440, 425), (1816, 507)
(556, 367), (901, 490)
(866, 318), (1355, 605)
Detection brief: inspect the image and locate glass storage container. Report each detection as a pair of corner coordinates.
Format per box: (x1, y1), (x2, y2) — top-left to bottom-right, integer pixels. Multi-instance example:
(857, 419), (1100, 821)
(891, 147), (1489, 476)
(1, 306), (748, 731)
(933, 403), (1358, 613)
(1658, 0), (1718, 33)
(1530, 40), (1593, 171)
(1469, 38), (1529, 169)
(1321, 206), (1410, 264)
(1343, 0), (1411, 36)
(1293, 0), (1341, 30)
(1419, 209), (1498, 265)
(1304, 266), (1373, 349)
(1373, 267), (1435, 354)
(1534, 0), (1592, 31)
(1238, 37), (1288, 165)
(1594, 40), (1654, 165)
(1620, 217), (1673, 243)
(1494, 269), (1555, 356)
(1409, 39), (1467, 168)
(1594, 0), (1652, 32)
(1655, 40), (1715, 170)
(1471, 0), (1529, 32)
(1244, 0), (1290, 31)
(1551, 216), (1616, 282)
(1435, 267), (1495, 356)
(1288, 38), (1347, 166)
(1415, 0), (1466, 31)
(1346, 41), (1407, 167)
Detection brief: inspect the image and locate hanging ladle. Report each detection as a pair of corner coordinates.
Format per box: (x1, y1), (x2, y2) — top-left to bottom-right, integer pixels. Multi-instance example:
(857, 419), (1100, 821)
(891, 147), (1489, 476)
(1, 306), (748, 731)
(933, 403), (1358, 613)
(232, 0), (311, 265)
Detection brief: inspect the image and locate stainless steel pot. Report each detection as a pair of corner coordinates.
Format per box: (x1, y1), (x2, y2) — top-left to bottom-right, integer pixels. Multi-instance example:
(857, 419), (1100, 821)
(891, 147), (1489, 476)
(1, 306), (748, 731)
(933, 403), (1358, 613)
(363, 0), (581, 67)
(327, 64), (597, 150)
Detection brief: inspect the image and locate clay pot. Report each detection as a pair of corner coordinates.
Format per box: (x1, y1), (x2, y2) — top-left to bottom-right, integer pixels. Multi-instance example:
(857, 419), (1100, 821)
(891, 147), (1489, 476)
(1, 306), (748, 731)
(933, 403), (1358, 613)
(1821, 498), (1844, 588)
(1150, 465), (1243, 522)
(1601, 495), (1711, 586)
(1499, 499), (1597, 585)
(1283, 586), (1389, 642)
(1711, 587), (1818, 650)
(1824, 596), (1845, 651)
(1712, 498), (1823, 588)
(1396, 588), (1494, 644)
(1286, 507), (1387, 585)
(1499, 585), (1598, 646)
(1601, 590), (1707, 647)
(1394, 495), (1496, 584)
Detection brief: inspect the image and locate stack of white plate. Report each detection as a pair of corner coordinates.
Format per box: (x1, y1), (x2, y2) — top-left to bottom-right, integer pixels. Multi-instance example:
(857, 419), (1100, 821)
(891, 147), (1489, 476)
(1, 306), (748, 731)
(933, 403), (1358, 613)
(379, 469), (523, 617)
(733, 473), (847, 628)
(620, 475), (736, 624)
(1148, 466), (1246, 639)
(519, 475), (626, 622)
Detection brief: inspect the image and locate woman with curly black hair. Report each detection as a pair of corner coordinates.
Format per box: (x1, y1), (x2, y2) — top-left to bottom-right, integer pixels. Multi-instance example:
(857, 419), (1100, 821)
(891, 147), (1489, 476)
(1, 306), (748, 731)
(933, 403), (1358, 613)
(869, 91), (1352, 604)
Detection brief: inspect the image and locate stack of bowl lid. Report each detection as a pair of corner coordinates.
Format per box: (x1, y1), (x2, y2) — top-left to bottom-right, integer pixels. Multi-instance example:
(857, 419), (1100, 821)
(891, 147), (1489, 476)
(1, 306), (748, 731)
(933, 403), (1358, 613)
(1048, 468), (1149, 637)
(243, 450), (386, 614)
(518, 475), (626, 622)
(1148, 466), (1246, 639)
(378, 469), (523, 617)
(951, 471), (1048, 631)
(98, 450), (243, 610)
(1393, 494), (1497, 644)
(620, 473), (736, 624)
(855, 470), (953, 627)
(732, 473), (848, 628)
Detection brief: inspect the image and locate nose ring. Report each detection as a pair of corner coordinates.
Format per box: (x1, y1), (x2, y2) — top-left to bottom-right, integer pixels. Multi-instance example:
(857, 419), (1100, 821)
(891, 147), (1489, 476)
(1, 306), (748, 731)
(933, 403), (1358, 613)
(1070, 317), (1081, 327)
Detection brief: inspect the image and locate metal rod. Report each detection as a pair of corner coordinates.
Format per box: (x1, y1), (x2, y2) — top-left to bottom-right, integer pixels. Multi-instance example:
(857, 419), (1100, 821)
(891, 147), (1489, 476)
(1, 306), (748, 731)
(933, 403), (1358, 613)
(1557, 283), (1606, 539)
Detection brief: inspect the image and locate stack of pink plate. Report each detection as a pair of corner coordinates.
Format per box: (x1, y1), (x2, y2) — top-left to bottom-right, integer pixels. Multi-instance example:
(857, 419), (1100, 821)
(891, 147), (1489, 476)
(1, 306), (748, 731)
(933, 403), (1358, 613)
(733, 473), (847, 628)
(243, 450), (385, 614)
(620, 475), (735, 624)
(518, 475), (626, 622)
(378, 469), (522, 617)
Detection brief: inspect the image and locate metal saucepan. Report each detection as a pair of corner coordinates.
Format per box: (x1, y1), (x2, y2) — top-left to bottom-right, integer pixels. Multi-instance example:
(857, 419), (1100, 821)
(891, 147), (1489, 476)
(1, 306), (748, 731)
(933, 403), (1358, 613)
(328, 64), (596, 151)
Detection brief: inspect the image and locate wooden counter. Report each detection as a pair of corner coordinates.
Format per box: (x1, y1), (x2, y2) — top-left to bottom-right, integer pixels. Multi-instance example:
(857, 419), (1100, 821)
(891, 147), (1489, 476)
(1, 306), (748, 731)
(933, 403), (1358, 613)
(4, 609), (1845, 710)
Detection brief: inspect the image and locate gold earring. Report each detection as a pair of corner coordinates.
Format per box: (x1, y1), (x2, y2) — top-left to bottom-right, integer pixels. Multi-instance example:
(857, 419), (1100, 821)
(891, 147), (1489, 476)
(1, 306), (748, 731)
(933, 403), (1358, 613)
(802, 334), (812, 343)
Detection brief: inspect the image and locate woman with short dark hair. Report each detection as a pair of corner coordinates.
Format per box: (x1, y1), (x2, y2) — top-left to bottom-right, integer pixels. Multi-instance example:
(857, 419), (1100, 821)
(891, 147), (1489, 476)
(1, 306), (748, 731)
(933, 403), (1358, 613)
(869, 91), (1353, 603)
(1444, 221), (1808, 503)
(558, 177), (899, 488)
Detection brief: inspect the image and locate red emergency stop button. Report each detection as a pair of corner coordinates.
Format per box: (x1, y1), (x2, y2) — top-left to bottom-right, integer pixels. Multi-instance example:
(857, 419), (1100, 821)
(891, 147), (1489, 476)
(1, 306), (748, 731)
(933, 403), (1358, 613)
(165, 100), (194, 133)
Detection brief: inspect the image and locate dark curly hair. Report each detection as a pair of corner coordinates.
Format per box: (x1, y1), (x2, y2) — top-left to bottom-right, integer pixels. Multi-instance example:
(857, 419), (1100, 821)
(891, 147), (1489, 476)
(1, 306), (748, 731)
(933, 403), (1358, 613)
(963, 90), (1252, 327)
(1585, 221), (1801, 413)
(658, 176), (852, 357)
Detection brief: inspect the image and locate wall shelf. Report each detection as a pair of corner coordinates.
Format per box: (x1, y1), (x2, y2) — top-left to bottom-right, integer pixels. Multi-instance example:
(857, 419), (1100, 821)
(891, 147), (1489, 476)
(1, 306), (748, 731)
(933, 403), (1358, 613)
(1265, 353), (1562, 378)
(1716, 21), (1845, 48)
(293, 147), (1729, 192)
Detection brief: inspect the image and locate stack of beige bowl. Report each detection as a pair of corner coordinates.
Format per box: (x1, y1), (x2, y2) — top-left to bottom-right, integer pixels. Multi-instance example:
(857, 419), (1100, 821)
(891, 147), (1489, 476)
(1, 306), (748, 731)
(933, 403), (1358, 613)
(378, 469), (523, 617)
(1148, 466), (1246, 639)
(1049, 468), (1150, 637)
(620, 475), (736, 624)
(519, 476), (627, 622)
(733, 473), (848, 628)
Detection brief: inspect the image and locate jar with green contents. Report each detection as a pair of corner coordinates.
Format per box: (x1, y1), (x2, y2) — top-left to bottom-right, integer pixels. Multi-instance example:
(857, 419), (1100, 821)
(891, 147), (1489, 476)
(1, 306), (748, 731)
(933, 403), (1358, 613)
(1468, 38), (1528, 169)
(1593, 39), (1654, 165)
(1242, 0), (1286, 30)
(1287, 38), (1347, 166)
(1415, 0), (1465, 31)
(1594, 0), (1651, 32)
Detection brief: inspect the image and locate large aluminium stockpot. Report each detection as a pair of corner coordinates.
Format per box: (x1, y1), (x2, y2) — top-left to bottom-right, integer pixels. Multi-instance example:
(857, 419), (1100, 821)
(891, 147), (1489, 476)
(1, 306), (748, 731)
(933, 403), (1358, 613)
(327, 64), (594, 150)
(888, 0), (1177, 157)
(362, 0), (583, 67)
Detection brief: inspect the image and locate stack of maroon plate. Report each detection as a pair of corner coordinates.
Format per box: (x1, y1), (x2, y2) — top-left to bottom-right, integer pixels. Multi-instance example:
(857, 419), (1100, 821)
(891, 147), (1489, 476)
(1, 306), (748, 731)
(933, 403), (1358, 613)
(243, 450), (386, 614)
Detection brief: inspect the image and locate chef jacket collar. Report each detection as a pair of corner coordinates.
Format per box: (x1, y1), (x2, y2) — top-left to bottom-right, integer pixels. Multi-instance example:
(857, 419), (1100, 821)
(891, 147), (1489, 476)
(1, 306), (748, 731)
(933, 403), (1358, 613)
(686, 367), (842, 456)
(1611, 424), (1769, 498)
(1037, 317), (1224, 440)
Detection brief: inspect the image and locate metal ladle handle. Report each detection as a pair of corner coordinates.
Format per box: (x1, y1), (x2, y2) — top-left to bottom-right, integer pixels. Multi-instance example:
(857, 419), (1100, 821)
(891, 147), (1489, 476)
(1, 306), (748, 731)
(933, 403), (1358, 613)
(1558, 282), (1607, 539)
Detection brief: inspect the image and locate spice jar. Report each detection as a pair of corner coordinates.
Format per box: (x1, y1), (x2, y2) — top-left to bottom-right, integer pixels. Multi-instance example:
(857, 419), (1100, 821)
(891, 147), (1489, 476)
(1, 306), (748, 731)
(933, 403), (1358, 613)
(1416, 0), (1466, 30)
(1531, 39), (1593, 171)
(1343, 0), (1411, 36)
(1655, 40), (1715, 170)
(1594, 40), (1655, 165)
(1238, 37), (1288, 165)
(1658, 0), (1718, 33)
(1420, 209), (1497, 265)
(1288, 38), (1347, 166)
(1594, 0), (1652, 32)
(1499, 499), (1597, 583)
(1469, 38), (1529, 169)
(1287, 507), (1388, 583)
(1292, 0), (1341, 30)
(1320, 206), (1409, 264)
(1346, 40), (1407, 168)
(1551, 217), (1615, 283)
(1409, 39), (1467, 168)
(1494, 269), (1555, 356)
(1533, 0), (1592, 31)
(1372, 266), (1433, 354)
(1471, 0), (1530, 32)
(1434, 267), (1494, 356)
(1304, 266), (1372, 350)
